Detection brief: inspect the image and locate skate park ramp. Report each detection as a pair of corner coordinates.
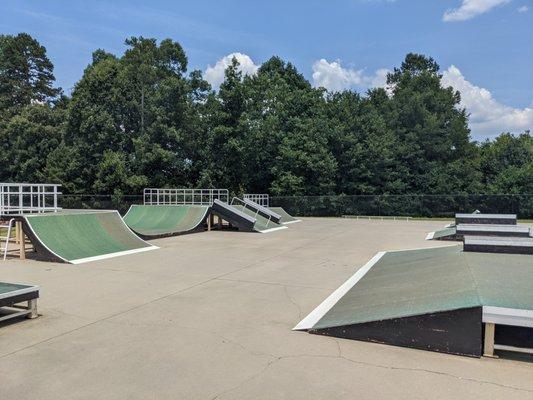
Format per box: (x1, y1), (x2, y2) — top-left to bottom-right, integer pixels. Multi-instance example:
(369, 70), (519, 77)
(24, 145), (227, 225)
(123, 205), (209, 238)
(242, 199), (282, 224)
(23, 210), (157, 264)
(269, 207), (301, 224)
(211, 200), (286, 233)
(231, 204), (287, 233)
(294, 245), (533, 357)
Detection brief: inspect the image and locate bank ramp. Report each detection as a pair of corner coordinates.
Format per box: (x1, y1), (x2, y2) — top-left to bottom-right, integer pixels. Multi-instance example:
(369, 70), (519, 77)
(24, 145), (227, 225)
(269, 207), (301, 224)
(211, 200), (286, 233)
(295, 245), (533, 357)
(123, 205), (209, 238)
(23, 210), (157, 264)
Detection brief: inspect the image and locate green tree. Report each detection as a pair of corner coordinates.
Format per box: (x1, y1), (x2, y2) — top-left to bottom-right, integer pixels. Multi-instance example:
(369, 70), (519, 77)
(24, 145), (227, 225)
(0, 33), (60, 113)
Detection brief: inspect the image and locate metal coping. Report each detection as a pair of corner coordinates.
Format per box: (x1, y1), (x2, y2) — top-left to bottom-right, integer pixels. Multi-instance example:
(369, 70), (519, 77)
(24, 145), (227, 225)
(144, 188), (228, 206)
(455, 213), (517, 219)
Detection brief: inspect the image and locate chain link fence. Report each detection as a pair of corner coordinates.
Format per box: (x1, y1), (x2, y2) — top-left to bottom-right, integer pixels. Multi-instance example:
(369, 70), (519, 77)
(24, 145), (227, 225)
(270, 194), (533, 219)
(58, 194), (533, 219)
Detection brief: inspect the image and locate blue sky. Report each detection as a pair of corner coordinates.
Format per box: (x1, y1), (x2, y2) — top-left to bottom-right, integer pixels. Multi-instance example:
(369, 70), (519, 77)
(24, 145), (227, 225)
(0, 0), (531, 138)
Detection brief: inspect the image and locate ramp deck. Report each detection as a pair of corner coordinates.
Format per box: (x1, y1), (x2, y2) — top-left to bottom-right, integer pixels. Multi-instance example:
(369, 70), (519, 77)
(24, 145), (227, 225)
(464, 236), (533, 255)
(455, 213), (517, 225)
(456, 224), (531, 238)
(0, 282), (39, 323)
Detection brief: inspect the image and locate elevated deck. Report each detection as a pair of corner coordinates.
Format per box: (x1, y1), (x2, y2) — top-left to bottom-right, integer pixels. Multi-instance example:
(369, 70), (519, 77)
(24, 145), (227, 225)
(455, 213), (517, 225)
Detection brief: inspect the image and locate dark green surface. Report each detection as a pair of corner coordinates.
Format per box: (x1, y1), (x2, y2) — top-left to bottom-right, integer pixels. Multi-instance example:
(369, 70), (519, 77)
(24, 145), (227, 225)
(314, 245), (533, 329)
(269, 207), (299, 223)
(232, 205), (284, 232)
(123, 205), (208, 237)
(0, 282), (33, 294)
(25, 210), (152, 262)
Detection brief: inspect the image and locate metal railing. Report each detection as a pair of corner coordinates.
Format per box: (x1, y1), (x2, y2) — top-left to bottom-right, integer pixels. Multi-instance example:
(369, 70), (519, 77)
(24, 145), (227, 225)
(0, 183), (62, 216)
(231, 197), (273, 227)
(0, 218), (14, 260)
(143, 188), (229, 206)
(243, 194), (269, 207)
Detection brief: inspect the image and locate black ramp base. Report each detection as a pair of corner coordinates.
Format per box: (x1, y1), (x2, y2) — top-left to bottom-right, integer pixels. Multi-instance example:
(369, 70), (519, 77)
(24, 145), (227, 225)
(496, 325), (533, 349)
(211, 200), (256, 232)
(311, 307), (483, 357)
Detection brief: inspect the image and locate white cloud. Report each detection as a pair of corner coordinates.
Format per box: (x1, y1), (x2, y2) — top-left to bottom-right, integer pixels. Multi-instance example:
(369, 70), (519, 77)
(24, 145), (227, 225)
(312, 59), (390, 92)
(517, 5), (529, 12)
(443, 0), (510, 22)
(204, 52), (259, 89)
(442, 65), (533, 138)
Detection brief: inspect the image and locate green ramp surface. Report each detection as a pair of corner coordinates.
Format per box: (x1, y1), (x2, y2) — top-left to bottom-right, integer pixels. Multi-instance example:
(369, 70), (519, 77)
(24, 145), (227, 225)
(296, 245), (533, 331)
(232, 205), (287, 233)
(269, 207), (300, 224)
(24, 210), (157, 264)
(123, 205), (209, 238)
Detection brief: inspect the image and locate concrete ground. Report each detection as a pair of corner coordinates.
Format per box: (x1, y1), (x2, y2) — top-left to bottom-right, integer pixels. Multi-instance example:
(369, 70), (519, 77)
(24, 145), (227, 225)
(0, 218), (532, 400)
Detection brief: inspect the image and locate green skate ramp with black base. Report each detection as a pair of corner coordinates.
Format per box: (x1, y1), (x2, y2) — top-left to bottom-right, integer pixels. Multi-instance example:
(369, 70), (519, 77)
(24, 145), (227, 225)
(269, 207), (301, 224)
(232, 204), (287, 233)
(123, 205), (209, 238)
(23, 210), (157, 264)
(294, 245), (533, 357)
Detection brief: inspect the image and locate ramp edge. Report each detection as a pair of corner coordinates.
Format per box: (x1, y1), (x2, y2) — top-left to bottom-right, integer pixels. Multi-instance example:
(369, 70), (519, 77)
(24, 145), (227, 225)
(70, 245), (158, 264)
(293, 251), (386, 331)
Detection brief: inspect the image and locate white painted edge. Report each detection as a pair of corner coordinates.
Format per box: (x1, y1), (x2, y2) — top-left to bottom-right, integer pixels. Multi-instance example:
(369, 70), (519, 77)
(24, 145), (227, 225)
(494, 344), (533, 355)
(425, 231), (435, 240)
(23, 214), (70, 263)
(0, 284), (39, 300)
(282, 219), (302, 225)
(70, 245), (158, 264)
(259, 226), (289, 234)
(293, 251), (386, 331)
(482, 306), (533, 328)
(123, 204), (135, 220)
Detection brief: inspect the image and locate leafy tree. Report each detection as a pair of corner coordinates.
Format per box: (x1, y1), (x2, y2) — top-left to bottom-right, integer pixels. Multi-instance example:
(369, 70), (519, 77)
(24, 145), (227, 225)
(0, 33), (60, 113)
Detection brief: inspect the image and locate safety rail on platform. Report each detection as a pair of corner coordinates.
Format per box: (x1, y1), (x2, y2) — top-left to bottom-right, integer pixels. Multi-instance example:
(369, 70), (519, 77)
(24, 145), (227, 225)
(0, 183), (62, 216)
(243, 194), (269, 207)
(231, 197), (273, 228)
(144, 188), (229, 206)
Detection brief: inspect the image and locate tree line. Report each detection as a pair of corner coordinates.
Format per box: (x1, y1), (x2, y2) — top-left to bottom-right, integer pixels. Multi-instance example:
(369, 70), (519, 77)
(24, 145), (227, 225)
(0, 33), (531, 198)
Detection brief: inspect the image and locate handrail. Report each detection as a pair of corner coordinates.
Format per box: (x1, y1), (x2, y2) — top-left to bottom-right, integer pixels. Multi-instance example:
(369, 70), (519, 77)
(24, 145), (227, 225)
(231, 197), (272, 227)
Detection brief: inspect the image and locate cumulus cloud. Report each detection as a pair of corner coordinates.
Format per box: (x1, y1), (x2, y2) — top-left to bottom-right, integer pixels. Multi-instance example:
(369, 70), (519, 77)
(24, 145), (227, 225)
(443, 0), (510, 21)
(517, 5), (529, 12)
(204, 52), (259, 89)
(312, 59), (390, 92)
(442, 65), (533, 138)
